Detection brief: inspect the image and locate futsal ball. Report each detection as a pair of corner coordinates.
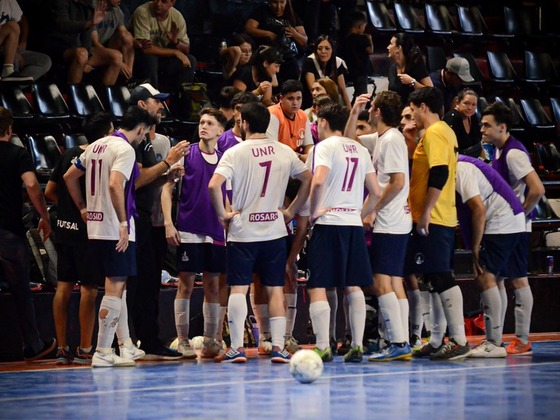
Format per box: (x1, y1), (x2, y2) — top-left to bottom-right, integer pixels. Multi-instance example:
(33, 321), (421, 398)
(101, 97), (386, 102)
(289, 349), (323, 384)
(190, 336), (205, 350)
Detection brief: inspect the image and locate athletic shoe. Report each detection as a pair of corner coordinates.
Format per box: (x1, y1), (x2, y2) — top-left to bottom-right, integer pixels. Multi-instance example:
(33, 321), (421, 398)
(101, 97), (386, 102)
(365, 338), (390, 354)
(285, 335), (302, 354)
(368, 343), (412, 362)
(142, 345), (183, 360)
(330, 337), (338, 354)
(412, 342), (440, 358)
(469, 340), (507, 358)
(200, 337), (222, 359)
(343, 346), (364, 363)
(258, 338), (272, 355)
(177, 341), (197, 359)
(215, 348), (247, 363)
(92, 350), (135, 368)
(271, 349), (291, 363)
(74, 347), (94, 365)
(1, 72), (34, 83)
(23, 337), (57, 362)
(430, 338), (471, 361)
(55, 347), (74, 365)
(410, 334), (422, 350)
(313, 346), (334, 363)
(119, 343), (146, 360)
(337, 335), (352, 355)
(505, 337), (533, 356)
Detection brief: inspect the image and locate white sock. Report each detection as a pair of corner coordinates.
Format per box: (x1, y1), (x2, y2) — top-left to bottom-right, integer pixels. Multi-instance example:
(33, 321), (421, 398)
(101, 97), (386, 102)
(254, 304), (270, 341)
(326, 289), (338, 340)
(498, 285), (508, 329)
(1, 64), (14, 78)
(440, 286), (467, 346)
(285, 293), (297, 336)
(174, 298), (190, 341)
(430, 292), (446, 347)
(378, 292), (406, 343)
(270, 316), (287, 348)
(310, 301), (330, 351)
(514, 286), (533, 343)
(347, 290), (366, 348)
(217, 306), (227, 341)
(420, 290), (432, 333)
(408, 289), (422, 338)
(398, 298), (410, 342)
(228, 293), (247, 350)
(481, 287), (503, 345)
(96, 296), (121, 350)
(115, 290), (130, 346)
(203, 302), (220, 339)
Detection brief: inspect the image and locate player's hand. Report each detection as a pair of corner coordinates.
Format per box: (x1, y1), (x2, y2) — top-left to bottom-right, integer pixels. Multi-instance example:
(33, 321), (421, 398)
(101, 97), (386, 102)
(219, 211), (240, 230)
(165, 224), (181, 247)
(472, 249), (484, 276)
(116, 225), (129, 252)
(362, 209), (377, 229)
(167, 164), (184, 182)
(285, 259), (298, 285)
(351, 94), (371, 115)
(416, 214), (430, 236)
(280, 208), (294, 224)
(38, 217), (51, 242)
(310, 208), (329, 224)
(166, 141), (190, 165)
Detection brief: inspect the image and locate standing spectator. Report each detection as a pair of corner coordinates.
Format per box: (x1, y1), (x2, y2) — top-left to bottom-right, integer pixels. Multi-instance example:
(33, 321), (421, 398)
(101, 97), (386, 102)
(443, 89), (482, 158)
(430, 57), (475, 113)
(0, 107), (56, 362)
(131, 0), (196, 92)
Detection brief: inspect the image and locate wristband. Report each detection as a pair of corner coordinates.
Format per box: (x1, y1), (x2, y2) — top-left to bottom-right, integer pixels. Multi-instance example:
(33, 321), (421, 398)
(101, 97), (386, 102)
(119, 221), (128, 227)
(162, 160), (171, 170)
(80, 208), (87, 214)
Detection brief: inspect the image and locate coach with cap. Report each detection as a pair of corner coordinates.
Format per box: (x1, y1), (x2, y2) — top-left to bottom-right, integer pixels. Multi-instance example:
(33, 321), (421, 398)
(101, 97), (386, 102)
(430, 57), (475, 113)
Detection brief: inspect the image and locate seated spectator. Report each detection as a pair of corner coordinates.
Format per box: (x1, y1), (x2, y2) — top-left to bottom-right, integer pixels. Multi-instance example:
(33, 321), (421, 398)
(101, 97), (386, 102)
(220, 33), (254, 81)
(131, 0), (196, 92)
(245, 0), (307, 82)
(301, 35), (350, 109)
(92, 0), (134, 81)
(430, 57), (474, 113)
(442, 88), (482, 158)
(14, 13), (52, 82)
(232, 45), (282, 107)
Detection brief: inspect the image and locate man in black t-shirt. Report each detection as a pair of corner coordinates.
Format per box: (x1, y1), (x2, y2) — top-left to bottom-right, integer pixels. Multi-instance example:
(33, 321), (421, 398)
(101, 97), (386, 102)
(0, 107), (55, 361)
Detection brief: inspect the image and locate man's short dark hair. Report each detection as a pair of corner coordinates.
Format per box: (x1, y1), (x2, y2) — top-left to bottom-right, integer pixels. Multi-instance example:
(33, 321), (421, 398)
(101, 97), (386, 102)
(317, 102), (350, 133)
(482, 102), (514, 132)
(349, 10), (367, 27)
(200, 107), (228, 129)
(0, 107), (13, 137)
(373, 90), (402, 128)
(217, 86), (241, 109)
(231, 91), (259, 108)
(408, 87), (443, 115)
(120, 106), (154, 131)
(240, 102), (270, 133)
(281, 79), (303, 96)
(83, 112), (114, 143)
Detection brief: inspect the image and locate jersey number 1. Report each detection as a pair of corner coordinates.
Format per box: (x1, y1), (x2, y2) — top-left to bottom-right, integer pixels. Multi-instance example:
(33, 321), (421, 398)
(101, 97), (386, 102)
(90, 159), (103, 196)
(342, 157), (358, 191)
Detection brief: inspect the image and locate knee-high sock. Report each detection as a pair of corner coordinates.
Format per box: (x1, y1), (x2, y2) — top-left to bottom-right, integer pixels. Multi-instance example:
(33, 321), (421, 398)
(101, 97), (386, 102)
(254, 304), (270, 341)
(270, 316), (287, 348)
(96, 296), (122, 351)
(398, 299), (410, 342)
(429, 292), (447, 347)
(514, 286), (533, 343)
(481, 287), (503, 345)
(203, 302), (220, 339)
(115, 290), (131, 346)
(310, 301), (330, 351)
(174, 299), (190, 341)
(408, 289), (422, 338)
(347, 290), (366, 348)
(440, 286), (467, 346)
(326, 289), (338, 340)
(378, 292), (406, 343)
(285, 293), (297, 335)
(498, 285), (508, 330)
(420, 291), (432, 333)
(228, 294), (247, 350)
(217, 306), (227, 341)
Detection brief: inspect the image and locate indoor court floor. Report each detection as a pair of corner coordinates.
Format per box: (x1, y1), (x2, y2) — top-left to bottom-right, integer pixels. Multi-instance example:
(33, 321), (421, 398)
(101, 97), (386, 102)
(1, 334), (559, 419)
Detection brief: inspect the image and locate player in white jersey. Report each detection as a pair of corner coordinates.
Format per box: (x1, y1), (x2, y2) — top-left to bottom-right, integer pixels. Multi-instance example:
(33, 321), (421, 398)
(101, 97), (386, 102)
(209, 102), (311, 363)
(307, 102), (381, 363)
(455, 156), (527, 357)
(347, 91), (414, 362)
(64, 106), (153, 368)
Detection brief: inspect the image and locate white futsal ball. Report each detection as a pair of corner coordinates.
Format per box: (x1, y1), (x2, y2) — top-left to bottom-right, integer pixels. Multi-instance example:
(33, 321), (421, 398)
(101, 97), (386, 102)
(189, 336), (205, 350)
(289, 349), (323, 384)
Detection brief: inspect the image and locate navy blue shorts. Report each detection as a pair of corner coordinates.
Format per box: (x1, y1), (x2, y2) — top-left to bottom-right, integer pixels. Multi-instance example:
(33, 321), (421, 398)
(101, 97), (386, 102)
(369, 232), (409, 277)
(499, 232), (529, 278)
(404, 224), (455, 275)
(56, 242), (104, 286)
(227, 238), (286, 286)
(177, 243), (226, 274)
(479, 232), (525, 277)
(89, 240), (137, 279)
(307, 224), (373, 288)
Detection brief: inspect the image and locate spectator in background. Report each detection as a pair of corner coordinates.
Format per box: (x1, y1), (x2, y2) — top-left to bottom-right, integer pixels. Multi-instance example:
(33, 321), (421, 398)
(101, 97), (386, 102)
(131, 0), (196, 92)
(443, 89), (482, 158)
(430, 57), (475, 113)
(220, 33), (255, 81)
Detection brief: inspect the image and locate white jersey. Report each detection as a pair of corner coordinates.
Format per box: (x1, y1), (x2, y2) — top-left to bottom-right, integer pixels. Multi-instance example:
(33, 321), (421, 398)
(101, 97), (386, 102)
(76, 135), (137, 241)
(456, 161), (525, 234)
(312, 136), (375, 226)
(215, 138), (307, 242)
(371, 128), (412, 234)
(358, 133), (378, 157)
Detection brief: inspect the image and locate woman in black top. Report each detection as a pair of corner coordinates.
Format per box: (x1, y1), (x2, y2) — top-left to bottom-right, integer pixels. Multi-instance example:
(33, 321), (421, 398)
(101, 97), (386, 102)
(387, 33), (432, 106)
(443, 89), (482, 158)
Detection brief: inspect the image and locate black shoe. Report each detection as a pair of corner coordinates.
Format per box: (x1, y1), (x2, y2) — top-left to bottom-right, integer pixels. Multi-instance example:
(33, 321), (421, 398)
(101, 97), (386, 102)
(142, 344), (183, 360)
(330, 337), (338, 354)
(23, 337), (57, 362)
(337, 335), (352, 355)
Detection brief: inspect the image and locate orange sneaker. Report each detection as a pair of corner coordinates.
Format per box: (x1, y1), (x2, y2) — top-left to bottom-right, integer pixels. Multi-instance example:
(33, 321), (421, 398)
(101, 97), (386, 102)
(505, 337), (532, 356)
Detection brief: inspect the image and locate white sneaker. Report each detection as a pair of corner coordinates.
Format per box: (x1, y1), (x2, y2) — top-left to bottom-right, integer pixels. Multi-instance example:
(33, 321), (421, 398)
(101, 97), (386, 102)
(469, 340), (507, 358)
(200, 337), (222, 359)
(92, 350), (136, 367)
(119, 344), (146, 360)
(177, 341), (197, 359)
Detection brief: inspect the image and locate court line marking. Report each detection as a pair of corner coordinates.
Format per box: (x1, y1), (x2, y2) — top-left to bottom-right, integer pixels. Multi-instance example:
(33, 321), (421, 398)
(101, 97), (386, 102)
(1, 360), (559, 403)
